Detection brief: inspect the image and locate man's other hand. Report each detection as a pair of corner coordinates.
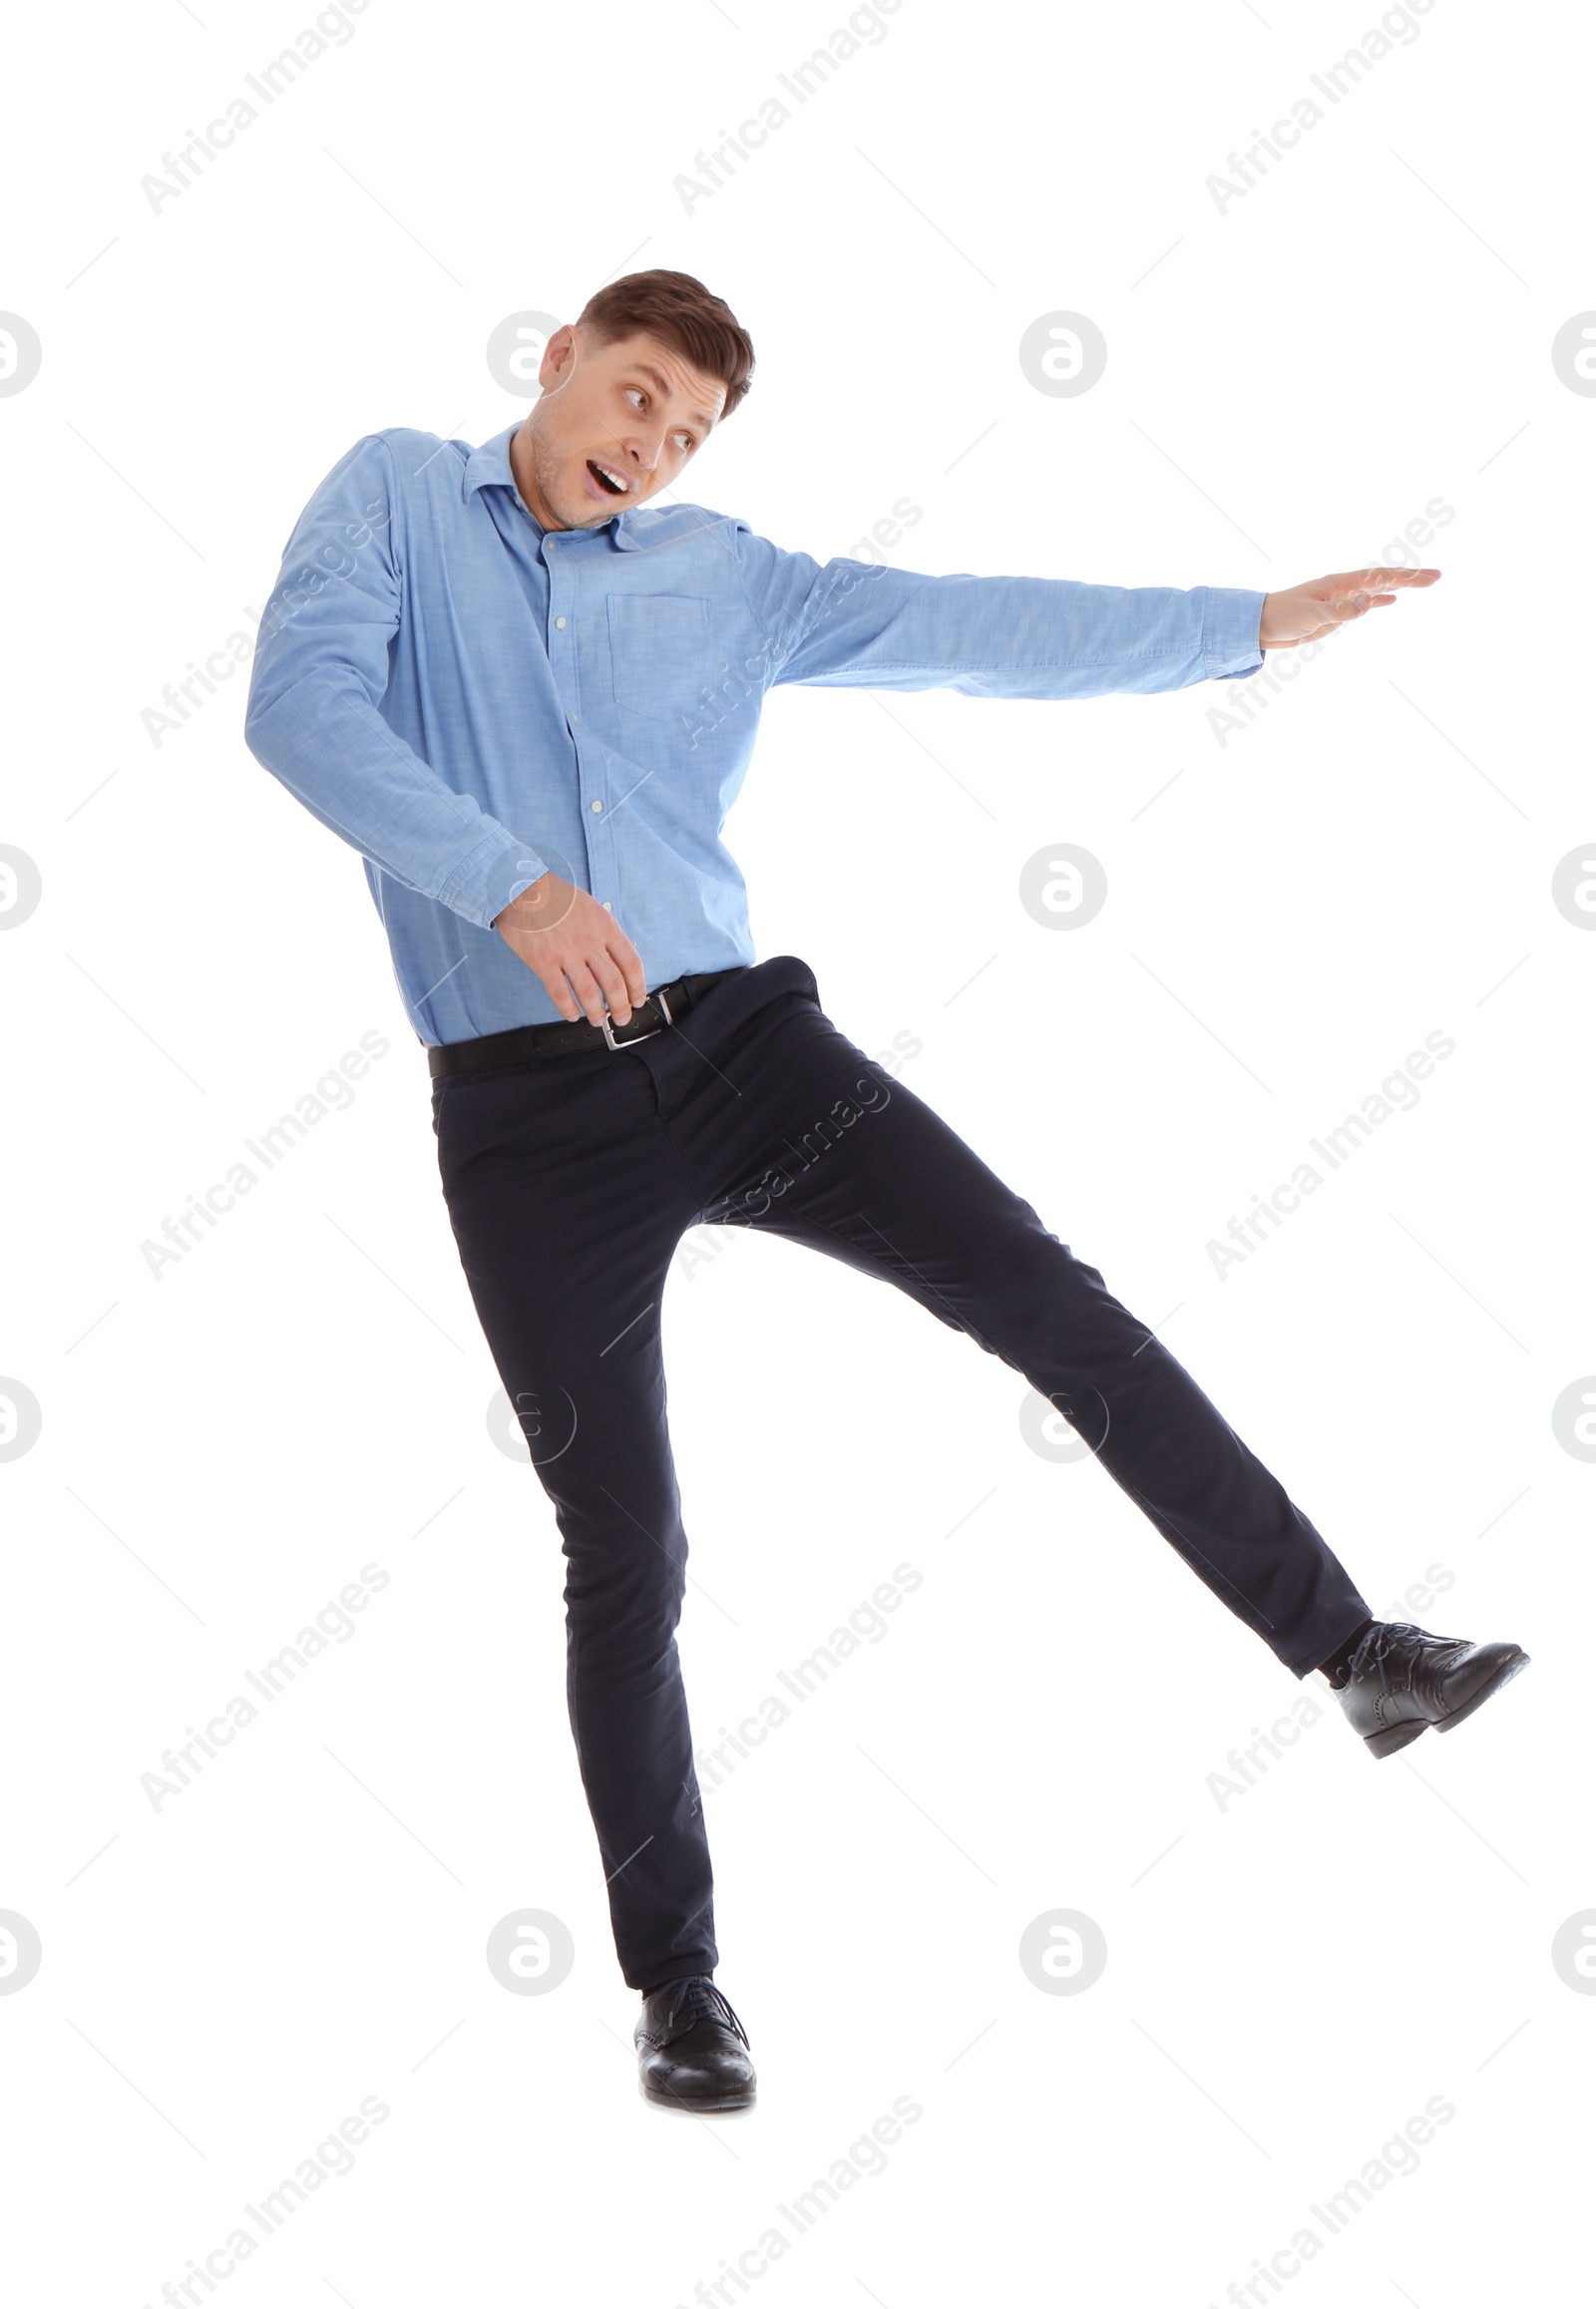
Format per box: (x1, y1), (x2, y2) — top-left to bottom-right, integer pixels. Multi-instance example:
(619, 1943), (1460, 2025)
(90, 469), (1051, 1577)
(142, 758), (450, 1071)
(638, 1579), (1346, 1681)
(494, 872), (648, 1026)
(1260, 566), (1440, 650)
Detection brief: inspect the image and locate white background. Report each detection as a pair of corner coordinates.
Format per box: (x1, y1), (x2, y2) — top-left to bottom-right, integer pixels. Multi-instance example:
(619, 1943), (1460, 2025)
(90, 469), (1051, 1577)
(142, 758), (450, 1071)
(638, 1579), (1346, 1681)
(3, 0), (1592, 2300)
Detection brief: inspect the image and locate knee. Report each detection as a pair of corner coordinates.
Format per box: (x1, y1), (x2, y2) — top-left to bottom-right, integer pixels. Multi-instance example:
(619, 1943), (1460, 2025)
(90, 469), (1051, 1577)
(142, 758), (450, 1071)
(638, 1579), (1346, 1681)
(988, 1233), (1111, 1338)
(558, 1500), (686, 1647)
(979, 1237), (1145, 1382)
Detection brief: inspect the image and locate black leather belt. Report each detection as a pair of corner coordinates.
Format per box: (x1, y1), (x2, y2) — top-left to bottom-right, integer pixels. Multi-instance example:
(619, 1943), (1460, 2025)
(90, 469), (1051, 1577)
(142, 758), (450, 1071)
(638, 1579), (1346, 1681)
(426, 969), (741, 1077)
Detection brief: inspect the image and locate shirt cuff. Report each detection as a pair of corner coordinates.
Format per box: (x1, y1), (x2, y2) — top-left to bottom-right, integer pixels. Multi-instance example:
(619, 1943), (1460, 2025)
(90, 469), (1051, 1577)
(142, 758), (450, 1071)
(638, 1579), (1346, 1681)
(1199, 586), (1267, 681)
(439, 831), (549, 930)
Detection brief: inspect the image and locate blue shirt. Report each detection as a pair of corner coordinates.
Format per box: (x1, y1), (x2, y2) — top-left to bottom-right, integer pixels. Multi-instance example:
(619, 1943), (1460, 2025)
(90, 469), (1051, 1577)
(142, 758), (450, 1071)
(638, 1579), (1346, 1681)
(244, 423), (1265, 1045)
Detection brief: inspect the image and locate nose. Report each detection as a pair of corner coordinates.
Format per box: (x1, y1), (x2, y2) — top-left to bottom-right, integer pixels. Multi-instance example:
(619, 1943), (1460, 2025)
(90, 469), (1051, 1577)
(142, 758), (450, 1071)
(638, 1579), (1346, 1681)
(617, 422), (664, 476)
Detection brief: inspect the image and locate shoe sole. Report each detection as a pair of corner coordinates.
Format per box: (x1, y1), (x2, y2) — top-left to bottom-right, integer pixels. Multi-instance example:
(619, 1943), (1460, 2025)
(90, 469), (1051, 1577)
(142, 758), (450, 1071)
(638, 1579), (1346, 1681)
(638, 2079), (756, 2116)
(1364, 1649), (1529, 1759)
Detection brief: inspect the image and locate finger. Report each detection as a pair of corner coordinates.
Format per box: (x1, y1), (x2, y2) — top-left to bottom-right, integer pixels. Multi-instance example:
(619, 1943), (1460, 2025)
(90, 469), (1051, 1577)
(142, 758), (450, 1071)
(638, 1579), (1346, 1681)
(609, 931), (648, 1008)
(535, 959), (584, 1022)
(589, 948), (632, 1026)
(1363, 566), (1441, 588)
(1325, 588), (1401, 621)
(564, 960), (610, 1029)
(1324, 567), (1441, 591)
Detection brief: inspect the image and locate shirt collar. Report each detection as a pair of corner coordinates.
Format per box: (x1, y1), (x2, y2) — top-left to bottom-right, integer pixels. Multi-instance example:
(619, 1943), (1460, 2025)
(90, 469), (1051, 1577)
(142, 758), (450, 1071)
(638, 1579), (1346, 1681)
(464, 422), (640, 548)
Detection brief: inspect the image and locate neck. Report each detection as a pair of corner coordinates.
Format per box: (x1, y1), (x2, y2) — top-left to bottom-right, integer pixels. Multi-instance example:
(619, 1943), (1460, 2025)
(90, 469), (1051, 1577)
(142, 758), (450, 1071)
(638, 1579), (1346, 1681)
(508, 423), (566, 532)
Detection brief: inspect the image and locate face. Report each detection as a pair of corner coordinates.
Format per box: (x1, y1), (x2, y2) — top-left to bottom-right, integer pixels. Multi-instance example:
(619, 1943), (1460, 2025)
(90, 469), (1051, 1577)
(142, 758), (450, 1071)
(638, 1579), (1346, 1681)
(509, 326), (725, 531)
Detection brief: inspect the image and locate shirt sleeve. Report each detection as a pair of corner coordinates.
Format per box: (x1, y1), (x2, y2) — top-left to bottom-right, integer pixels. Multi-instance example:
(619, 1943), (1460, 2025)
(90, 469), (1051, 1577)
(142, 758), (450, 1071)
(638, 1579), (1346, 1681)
(243, 434), (546, 930)
(729, 527), (1266, 699)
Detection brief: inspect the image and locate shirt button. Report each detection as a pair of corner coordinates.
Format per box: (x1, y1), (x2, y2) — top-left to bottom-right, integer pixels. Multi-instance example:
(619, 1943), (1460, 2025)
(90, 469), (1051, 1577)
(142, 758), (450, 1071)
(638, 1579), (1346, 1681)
(601, 900), (612, 913)
(591, 798), (603, 813)
(555, 615), (567, 629)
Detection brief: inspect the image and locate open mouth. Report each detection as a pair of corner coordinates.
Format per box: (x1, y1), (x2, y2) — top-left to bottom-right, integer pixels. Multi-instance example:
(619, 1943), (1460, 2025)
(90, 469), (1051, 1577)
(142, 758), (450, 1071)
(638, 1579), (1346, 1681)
(587, 459), (631, 497)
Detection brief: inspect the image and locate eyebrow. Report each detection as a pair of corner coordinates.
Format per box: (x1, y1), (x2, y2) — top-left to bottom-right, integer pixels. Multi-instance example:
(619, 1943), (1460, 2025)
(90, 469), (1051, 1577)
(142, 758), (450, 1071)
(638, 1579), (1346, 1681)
(632, 362), (719, 434)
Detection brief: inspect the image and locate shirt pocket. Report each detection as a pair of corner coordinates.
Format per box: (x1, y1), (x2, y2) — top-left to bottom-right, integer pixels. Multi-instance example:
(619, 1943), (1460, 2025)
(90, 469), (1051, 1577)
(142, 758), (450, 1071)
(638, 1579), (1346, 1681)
(606, 593), (713, 724)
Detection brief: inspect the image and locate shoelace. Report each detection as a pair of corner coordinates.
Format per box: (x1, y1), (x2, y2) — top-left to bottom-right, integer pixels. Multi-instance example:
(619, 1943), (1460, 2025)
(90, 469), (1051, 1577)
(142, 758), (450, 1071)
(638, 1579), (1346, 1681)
(653, 1977), (749, 2048)
(1346, 1621), (1467, 1706)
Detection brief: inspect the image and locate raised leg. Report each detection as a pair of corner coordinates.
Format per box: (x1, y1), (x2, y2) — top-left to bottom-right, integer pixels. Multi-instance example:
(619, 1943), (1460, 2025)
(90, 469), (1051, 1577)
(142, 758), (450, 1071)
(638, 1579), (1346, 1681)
(695, 1006), (1372, 1677)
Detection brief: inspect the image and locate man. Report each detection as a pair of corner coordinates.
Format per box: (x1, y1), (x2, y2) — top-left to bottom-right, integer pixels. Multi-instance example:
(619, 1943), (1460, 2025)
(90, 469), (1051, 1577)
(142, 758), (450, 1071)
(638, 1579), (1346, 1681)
(244, 268), (1527, 2116)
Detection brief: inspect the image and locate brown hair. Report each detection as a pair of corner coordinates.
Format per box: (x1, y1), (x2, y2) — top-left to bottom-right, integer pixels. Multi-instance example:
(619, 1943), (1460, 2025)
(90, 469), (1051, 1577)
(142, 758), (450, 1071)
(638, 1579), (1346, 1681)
(576, 269), (755, 422)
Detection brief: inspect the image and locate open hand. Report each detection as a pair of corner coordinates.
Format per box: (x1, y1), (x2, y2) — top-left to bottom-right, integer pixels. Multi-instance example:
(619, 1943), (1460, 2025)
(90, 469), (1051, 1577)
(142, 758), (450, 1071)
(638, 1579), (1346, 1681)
(494, 871), (648, 1026)
(1260, 566), (1440, 650)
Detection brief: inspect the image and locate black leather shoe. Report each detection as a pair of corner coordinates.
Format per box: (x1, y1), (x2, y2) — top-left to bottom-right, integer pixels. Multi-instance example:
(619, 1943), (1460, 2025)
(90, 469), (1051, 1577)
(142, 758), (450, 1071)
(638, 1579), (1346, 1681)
(634, 1977), (756, 2113)
(1335, 1621), (1529, 1757)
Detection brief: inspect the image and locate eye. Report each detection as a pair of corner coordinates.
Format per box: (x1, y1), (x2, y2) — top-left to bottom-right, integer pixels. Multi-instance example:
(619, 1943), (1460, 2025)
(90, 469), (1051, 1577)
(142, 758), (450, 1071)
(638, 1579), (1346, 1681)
(625, 388), (644, 409)
(672, 432), (693, 453)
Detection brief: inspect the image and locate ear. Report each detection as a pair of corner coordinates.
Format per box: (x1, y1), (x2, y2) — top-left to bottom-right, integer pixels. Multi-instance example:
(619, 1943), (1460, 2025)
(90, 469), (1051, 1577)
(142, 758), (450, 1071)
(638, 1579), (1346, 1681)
(538, 323), (579, 392)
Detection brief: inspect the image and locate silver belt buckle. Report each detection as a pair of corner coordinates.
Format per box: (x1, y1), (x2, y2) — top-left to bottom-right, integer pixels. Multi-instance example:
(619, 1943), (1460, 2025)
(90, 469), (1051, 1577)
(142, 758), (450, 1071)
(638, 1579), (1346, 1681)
(600, 988), (673, 1051)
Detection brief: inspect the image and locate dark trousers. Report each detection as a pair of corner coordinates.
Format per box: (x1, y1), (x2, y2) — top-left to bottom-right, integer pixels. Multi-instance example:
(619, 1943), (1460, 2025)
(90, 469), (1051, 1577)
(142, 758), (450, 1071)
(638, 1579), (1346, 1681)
(431, 956), (1371, 1989)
